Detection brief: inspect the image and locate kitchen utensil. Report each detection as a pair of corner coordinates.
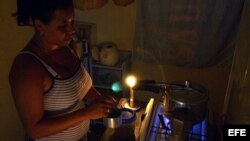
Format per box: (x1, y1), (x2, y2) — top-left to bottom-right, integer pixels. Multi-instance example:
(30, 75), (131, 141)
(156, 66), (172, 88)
(104, 108), (122, 128)
(161, 80), (208, 140)
(162, 80), (208, 125)
(133, 79), (208, 140)
(103, 108), (136, 129)
(134, 79), (208, 124)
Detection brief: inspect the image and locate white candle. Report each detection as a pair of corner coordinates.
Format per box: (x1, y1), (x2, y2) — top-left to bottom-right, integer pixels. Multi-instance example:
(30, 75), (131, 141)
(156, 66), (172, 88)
(125, 75), (137, 108)
(130, 87), (134, 108)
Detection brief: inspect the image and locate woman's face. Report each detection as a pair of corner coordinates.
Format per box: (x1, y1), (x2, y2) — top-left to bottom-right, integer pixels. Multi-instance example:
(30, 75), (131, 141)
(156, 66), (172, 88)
(38, 7), (75, 47)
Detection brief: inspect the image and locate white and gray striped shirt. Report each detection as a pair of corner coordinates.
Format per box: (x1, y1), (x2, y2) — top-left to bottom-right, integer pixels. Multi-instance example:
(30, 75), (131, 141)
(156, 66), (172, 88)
(21, 51), (92, 141)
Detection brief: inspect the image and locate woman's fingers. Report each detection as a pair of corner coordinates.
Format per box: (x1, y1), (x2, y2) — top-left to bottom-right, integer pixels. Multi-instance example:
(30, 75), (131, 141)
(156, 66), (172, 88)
(103, 95), (117, 106)
(87, 95), (117, 119)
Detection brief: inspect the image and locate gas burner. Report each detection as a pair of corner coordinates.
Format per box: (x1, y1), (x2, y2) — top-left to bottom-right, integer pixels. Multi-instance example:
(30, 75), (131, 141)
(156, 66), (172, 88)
(148, 103), (207, 141)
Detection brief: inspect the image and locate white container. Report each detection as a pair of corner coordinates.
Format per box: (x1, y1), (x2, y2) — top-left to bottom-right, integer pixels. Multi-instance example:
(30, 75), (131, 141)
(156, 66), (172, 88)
(100, 43), (119, 66)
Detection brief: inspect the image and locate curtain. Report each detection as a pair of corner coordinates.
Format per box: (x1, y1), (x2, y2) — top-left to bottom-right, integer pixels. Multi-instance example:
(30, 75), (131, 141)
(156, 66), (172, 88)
(225, 0), (250, 124)
(133, 0), (244, 68)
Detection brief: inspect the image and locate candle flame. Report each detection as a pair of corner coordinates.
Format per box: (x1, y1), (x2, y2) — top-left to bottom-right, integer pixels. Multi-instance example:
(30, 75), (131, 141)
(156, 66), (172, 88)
(126, 75), (137, 88)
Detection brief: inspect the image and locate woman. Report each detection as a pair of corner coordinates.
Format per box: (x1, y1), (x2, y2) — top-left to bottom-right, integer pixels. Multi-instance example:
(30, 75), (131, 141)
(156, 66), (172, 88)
(9, 0), (116, 140)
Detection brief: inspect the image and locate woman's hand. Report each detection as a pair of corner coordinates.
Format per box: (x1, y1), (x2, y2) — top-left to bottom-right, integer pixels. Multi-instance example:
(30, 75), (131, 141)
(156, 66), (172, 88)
(84, 95), (117, 120)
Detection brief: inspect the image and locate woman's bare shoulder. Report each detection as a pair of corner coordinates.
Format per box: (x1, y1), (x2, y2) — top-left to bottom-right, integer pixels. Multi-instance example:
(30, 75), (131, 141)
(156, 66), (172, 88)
(10, 53), (43, 75)
(9, 53), (47, 90)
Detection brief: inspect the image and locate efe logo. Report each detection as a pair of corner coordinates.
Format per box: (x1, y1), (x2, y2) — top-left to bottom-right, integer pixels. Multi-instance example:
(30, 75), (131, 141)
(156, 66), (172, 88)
(228, 129), (246, 136)
(223, 125), (249, 140)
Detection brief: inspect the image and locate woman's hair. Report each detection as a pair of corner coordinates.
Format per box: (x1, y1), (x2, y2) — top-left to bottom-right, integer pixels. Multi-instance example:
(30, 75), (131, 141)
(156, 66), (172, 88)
(13, 0), (73, 26)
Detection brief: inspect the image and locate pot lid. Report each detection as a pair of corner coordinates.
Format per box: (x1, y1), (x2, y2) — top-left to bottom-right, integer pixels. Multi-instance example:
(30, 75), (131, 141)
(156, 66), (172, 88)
(167, 81), (208, 104)
(168, 89), (208, 104)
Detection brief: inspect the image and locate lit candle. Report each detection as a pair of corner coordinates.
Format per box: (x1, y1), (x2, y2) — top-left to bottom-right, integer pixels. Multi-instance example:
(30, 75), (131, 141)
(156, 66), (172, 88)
(125, 75), (137, 108)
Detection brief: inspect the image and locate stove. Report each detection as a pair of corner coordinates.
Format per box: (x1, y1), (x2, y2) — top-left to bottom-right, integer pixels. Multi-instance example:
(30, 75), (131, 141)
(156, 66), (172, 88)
(88, 98), (209, 141)
(147, 102), (207, 141)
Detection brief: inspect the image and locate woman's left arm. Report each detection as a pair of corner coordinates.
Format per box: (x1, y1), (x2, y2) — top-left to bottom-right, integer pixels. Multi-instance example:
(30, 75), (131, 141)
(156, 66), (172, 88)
(84, 86), (103, 101)
(85, 86), (117, 104)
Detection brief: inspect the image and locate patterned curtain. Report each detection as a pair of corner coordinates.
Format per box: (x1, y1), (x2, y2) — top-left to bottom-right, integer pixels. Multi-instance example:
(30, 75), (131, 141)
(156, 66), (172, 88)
(133, 0), (244, 68)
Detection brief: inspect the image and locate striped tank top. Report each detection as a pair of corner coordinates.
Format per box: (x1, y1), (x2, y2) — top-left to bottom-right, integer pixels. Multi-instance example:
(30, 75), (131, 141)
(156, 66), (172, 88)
(20, 50), (92, 141)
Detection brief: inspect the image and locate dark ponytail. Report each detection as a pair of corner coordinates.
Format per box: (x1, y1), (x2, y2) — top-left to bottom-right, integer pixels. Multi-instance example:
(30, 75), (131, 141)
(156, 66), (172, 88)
(13, 0), (32, 26)
(13, 0), (74, 26)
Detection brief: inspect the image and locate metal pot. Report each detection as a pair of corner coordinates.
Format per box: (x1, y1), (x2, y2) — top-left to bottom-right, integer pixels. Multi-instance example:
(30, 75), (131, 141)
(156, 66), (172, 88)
(134, 80), (208, 124)
(133, 80), (208, 140)
(162, 80), (209, 125)
(103, 108), (136, 129)
(104, 108), (122, 128)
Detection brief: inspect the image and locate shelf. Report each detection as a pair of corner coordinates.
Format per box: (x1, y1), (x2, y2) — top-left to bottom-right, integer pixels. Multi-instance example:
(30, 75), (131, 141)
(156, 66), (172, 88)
(91, 51), (131, 68)
(89, 51), (132, 96)
(92, 67), (122, 88)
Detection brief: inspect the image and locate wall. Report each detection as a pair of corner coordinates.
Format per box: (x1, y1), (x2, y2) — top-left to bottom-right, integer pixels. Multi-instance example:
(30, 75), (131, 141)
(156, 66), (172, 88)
(0, 0), (33, 140)
(75, 1), (136, 51)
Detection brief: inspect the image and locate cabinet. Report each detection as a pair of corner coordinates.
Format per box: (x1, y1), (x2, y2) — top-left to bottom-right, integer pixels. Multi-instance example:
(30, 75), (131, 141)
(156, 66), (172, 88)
(82, 51), (132, 97)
